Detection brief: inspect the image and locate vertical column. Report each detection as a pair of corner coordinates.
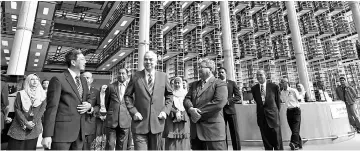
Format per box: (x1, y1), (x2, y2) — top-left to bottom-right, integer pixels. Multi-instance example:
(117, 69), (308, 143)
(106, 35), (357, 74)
(349, 1), (360, 42)
(220, 0), (235, 81)
(7, 1), (38, 75)
(286, 1), (313, 99)
(137, 0), (150, 71)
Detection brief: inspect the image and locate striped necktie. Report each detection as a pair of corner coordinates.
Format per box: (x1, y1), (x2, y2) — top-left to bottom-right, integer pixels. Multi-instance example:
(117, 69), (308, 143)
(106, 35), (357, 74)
(75, 76), (83, 100)
(148, 74), (154, 94)
(261, 84), (265, 104)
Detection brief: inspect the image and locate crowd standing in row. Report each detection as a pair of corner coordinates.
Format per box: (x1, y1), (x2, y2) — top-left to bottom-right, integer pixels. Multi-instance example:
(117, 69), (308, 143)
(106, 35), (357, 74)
(1, 49), (359, 150)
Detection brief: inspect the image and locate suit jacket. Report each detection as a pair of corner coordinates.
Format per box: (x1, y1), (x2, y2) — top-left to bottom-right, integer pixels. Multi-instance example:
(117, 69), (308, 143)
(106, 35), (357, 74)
(104, 81), (132, 129)
(335, 86), (357, 105)
(183, 76), (228, 141)
(124, 70), (173, 134)
(43, 70), (91, 142)
(223, 80), (241, 115)
(1, 81), (9, 131)
(84, 86), (99, 135)
(251, 82), (281, 128)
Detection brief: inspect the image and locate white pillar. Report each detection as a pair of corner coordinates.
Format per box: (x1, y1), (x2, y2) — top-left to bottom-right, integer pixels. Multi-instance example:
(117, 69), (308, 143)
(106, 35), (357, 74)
(7, 1), (38, 75)
(286, 1), (313, 100)
(349, 1), (360, 43)
(137, 0), (150, 71)
(220, 1), (235, 81)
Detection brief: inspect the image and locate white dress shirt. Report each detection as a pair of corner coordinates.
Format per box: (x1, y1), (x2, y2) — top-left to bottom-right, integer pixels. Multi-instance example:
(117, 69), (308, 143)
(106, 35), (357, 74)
(145, 69), (156, 84)
(68, 68), (80, 82)
(118, 80), (128, 101)
(281, 87), (301, 108)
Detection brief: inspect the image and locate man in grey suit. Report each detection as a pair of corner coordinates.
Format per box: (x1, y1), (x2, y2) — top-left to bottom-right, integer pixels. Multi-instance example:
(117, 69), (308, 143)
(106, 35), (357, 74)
(104, 68), (132, 150)
(183, 58), (228, 150)
(124, 51), (173, 150)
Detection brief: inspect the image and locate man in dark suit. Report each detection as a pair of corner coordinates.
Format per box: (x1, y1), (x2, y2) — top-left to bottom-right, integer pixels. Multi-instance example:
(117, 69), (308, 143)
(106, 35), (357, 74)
(218, 67), (242, 150)
(251, 70), (283, 150)
(183, 58), (228, 150)
(42, 49), (93, 150)
(103, 68), (132, 150)
(124, 51), (173, 150)
(82, 72), (99, 150)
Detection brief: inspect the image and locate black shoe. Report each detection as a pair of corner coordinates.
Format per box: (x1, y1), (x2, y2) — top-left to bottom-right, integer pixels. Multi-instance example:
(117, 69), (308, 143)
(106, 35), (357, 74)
(289, 142), (296, 150)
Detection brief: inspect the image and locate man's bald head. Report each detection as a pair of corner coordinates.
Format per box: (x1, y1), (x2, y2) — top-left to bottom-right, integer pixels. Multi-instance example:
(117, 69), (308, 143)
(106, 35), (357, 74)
(83, 72), (94, 86)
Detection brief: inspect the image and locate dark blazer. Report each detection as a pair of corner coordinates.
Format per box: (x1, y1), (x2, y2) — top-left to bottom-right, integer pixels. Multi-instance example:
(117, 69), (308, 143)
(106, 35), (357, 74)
(124, 70), (173, 134)
(183, 76), (228, 141)
(251, 82), (282, 128)
(84, 86), (99, 136)
(1, 81), (9, 131)
(104, 81), (132, 129)
(223, 80), (241, 114)
(43, 70), (91, 142)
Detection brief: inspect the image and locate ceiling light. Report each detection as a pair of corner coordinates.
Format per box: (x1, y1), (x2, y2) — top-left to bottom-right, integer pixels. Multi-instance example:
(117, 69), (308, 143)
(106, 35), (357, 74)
(41, 20), (46, 26)
(162, 26), (169, 32)
(120, 21), (128, 26)
(35, 52), (41, 56)
(2, 40), (8, 46)
(11, 15), (17, 20)
(200, 5), (206, 10)
(43, 8), (49, 15)
(163, 56), (169, 59)
(182, 28), (188, 33)
(102, 68), (106, 70)
(34, 59), (39, 62)
(34, 64), (38, 67)
(163, 1), (169, 6)
(57, 46), (62, 49)
(4, 49), (9, 53)
(114, 30), (120, 35)
(11, 2), (17, 9)
(108, 39), (112, 43)
(6, 62), (9, 65)
(182, 2), (188, 8)
(234, 9), (238, 12)
(39, 30), (44, 35)
(201, 30), (206, 35)
(112, 58), (117, 62)
(119, 52), (125, 56)
(37, 44), (42, 49)
(106, 64), (110, 67)
(5, 57), (10, 60)
(182, 57), (189, 61)
(103, 45), (107, 48)
(12, 27), (16, 32)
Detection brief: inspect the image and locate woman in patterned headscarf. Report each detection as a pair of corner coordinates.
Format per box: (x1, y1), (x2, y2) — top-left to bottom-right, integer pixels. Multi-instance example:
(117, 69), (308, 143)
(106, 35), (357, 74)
(163, 77), (190, 150)
(7, 74), (47, 150)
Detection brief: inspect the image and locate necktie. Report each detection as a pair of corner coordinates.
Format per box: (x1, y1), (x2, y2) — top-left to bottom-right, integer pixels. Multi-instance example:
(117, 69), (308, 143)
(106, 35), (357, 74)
(148, 74), (154, 94)
(261, 85), (265, 104)
(201, 80), (205, 89)
(75, 76), (83, 100)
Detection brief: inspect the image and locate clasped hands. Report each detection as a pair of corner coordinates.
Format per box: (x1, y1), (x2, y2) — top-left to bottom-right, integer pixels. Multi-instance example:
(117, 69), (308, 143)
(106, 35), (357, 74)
(133, 111), (167, 121)
(188, 107), (201, 123)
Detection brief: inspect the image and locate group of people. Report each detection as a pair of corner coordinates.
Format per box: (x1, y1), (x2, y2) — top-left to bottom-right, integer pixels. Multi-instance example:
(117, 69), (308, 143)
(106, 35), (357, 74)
(1, 48), (359, 151)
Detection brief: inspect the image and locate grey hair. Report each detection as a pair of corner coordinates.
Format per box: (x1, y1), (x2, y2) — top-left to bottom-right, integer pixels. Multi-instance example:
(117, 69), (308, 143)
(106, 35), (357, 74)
(200, 58), (216, 72)
(144, 51), (158, 62)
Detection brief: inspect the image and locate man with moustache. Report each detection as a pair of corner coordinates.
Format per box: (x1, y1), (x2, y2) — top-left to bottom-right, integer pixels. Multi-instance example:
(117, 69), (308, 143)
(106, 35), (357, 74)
(218, 67), (242, 150)
(124, 51), (173, 150)
(103, 68), (132, 150)
(42, 49), (93, 150)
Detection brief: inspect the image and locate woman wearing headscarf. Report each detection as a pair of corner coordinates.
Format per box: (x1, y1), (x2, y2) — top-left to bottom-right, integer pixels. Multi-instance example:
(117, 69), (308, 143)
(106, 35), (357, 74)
(7, 74), (46, 150)
(163, 77), (190, 150)
(296, 83), (309, 102)
(93, 85), (108, 150)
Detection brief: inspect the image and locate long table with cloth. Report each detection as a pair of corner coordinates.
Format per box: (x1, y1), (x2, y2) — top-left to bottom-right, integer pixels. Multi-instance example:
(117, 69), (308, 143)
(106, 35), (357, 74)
(234, 101), (356, 146)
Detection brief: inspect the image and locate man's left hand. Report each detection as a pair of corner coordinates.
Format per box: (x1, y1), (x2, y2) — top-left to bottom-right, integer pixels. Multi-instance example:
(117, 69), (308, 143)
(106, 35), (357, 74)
(158, 111), (167, 120)
(77, 102), (92, 114)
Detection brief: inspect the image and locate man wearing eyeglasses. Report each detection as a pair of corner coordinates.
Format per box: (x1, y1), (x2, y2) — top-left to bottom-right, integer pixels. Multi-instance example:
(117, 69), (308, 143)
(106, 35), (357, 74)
(184, 58), (228, 150)
(280, 78), (302, 150)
